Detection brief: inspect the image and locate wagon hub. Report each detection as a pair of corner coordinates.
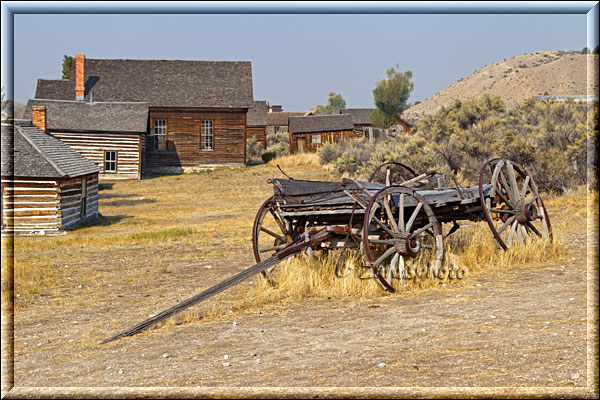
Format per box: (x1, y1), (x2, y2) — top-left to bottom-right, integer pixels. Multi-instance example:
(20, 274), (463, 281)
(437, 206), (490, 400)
(393, 232), (421, 256)
(515, 201), (538, 223)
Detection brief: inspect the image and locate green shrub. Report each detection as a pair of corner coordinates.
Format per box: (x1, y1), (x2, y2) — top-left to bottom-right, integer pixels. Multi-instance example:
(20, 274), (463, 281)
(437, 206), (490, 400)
(266, 131), (289, 147)
(262, 141), (289, 163)
(246, 136), (264, 163)
(318, 142), (342, 165)
(316, 95), (597, 193)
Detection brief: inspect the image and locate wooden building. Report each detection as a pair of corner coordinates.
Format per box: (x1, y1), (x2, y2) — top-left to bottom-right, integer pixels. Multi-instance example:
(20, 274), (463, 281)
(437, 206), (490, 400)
(340, 108), (375, 131)
(340, 108), (413, 135)
(246, 101), (268, 147)
(1, 123), (100, 234)
(28, 54), (254, 175)
(266, 111), (306, 135)
(26, 100), (148, 180)
(393, 117), (414, 134)
(288, 114), (357, 154)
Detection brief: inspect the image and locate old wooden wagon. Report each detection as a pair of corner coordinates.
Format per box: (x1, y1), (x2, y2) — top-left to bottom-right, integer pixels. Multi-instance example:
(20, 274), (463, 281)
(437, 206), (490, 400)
(103, 158), (552, 342)
(252, 158), (552, 291)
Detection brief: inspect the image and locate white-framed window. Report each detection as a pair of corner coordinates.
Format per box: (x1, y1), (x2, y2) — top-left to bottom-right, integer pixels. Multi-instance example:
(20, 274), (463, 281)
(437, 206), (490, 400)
(153, 119), (167, 150)
(201, 120), (213, 150)
(311, 134), (322, 145)
(105, 151), (117, 172)
(274, 126), (280, 133)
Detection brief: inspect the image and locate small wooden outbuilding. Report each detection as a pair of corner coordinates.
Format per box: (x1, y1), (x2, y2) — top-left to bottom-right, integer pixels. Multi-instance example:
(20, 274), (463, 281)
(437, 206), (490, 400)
(1, 123), (100, 234)
(288, 114), (357, 154)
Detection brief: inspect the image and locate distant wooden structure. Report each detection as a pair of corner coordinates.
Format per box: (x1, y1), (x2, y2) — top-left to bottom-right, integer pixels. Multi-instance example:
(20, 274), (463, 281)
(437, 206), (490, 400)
(266, 111), (306, 135)
(340, 108), (375, 131)
(393, 117), (413, 134)
(246, 101), (268, 147)
(288, 114), (358, 154)
(340, 108), (414, 140)
(28, 55), (254, 175)
(1, 123), (100, 234)
(27, 100), (148, 180)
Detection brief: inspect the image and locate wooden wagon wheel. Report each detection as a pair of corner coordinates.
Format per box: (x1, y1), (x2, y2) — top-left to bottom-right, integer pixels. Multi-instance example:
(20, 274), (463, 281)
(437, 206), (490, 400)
(368, 162), (418, 186)
(478, 158), (552, 250)
(252, 196), (293, 277)
(362, 186), (445, 292)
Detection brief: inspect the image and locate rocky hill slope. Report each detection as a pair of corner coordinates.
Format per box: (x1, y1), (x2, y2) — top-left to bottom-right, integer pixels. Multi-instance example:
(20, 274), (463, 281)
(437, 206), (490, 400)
(404, 50), (599, 121)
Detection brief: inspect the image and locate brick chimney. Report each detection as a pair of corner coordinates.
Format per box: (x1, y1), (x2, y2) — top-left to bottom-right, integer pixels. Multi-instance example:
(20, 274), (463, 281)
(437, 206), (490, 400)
(75, 54), (85, 100)
(32, 106), (46, 132)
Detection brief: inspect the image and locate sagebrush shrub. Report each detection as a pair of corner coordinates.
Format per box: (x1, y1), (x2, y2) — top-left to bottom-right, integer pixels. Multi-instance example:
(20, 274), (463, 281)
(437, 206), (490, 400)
(317, 95), (597, 192)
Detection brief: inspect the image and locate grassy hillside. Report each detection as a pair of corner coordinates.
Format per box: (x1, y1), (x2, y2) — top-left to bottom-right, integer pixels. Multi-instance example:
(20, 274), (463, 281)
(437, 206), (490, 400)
(404, 50), (599, 120)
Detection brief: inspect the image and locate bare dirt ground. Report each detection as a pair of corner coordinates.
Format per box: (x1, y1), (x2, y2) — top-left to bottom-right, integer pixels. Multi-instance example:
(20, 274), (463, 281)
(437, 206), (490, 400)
(2, 158), (598, 398)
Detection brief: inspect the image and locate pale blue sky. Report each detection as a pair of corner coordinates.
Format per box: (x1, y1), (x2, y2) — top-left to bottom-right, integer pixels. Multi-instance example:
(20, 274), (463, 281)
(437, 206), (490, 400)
(6, 7), (594, 111)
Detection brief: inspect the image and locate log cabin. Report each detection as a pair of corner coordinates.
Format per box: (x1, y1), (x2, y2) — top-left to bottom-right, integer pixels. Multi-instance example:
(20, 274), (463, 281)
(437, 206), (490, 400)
(1, 123), (100, 234)
(26, 100), (148, 180)
(246, 101), (268, 147)
(27, 54), (254, 176)
(288, 114), (358, 154)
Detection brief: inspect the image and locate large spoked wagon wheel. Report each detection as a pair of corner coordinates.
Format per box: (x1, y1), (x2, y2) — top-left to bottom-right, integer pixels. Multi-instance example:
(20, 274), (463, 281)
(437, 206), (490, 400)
(478, 159), (552, 250)
(368, 162), (417, 186)
(362, 186), (445, 292)
(252, 196), (293, 278)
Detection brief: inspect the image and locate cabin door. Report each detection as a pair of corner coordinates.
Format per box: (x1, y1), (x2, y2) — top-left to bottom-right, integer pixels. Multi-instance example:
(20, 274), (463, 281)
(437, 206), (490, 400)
(80, 177), (87, 219)
(297, 138), (306, 153)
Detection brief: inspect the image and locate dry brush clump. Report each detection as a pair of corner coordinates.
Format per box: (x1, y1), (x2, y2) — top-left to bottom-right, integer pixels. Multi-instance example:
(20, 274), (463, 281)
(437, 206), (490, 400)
(318, 95), (598, 192)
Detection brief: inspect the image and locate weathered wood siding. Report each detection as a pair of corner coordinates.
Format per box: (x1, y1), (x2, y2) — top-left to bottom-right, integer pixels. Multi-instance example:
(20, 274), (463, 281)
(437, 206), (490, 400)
(0, 173), (99, 234)
(1, 178), (61, 233)
(246, 126), (266, 147)
(146, 109), (246, 172)
(396, 120), (412, 134)
(289, 130), (357, 154)
(59, 175), (99, 229)
(50, 131), (143, 180)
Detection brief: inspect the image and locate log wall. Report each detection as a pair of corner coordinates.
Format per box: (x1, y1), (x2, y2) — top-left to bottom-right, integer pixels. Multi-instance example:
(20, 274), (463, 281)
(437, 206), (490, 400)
(146, 109), (246, 173)
(289, 130), (357, 154)
(50, 131), (143, 180)
(59, 175), (99, 229)
(0, 173), (99, 234)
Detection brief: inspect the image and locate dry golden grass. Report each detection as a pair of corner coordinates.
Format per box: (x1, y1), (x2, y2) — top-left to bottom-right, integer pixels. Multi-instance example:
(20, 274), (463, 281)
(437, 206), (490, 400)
(4, 153), (592, 331)
(176, 182), (589, 325)
(269, 152), (321, 169)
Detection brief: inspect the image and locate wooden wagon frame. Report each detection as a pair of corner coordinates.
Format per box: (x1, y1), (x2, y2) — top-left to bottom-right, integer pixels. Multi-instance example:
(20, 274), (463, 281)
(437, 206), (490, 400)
(103, 158), (552, 342)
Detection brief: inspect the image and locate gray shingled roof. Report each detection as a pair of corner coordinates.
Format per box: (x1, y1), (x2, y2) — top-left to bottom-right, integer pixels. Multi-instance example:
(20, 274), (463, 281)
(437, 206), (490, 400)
(340, 108), (376, 125)
(267, 111), (306, 126)
(289, 114), (354, 134)
(34, 59), (253, 108)
(1, 124), (99, 178)
(247, 101), (267, 127)
(35, 79), (72, 100)
(26, 99), (149, 133)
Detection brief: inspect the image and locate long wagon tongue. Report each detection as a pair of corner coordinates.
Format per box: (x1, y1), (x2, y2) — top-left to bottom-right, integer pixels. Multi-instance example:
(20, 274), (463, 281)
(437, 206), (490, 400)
(101, 228), (335, 344)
